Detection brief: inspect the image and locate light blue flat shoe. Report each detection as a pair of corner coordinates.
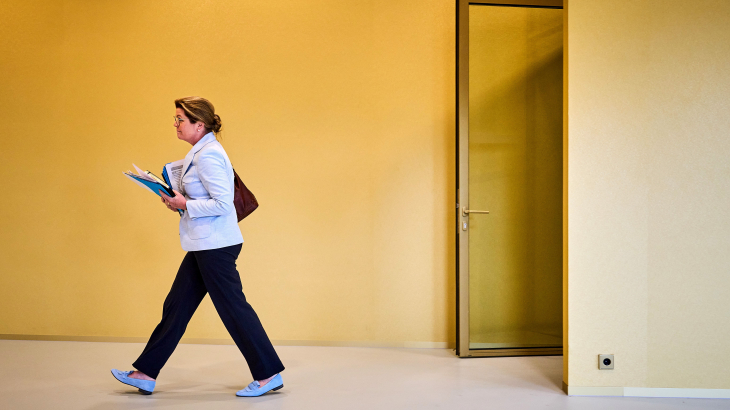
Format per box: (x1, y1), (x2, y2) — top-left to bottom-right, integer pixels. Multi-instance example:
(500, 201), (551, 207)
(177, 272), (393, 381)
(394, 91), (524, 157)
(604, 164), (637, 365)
(111, 369), (156, 395)
(236, 373), (284, 397)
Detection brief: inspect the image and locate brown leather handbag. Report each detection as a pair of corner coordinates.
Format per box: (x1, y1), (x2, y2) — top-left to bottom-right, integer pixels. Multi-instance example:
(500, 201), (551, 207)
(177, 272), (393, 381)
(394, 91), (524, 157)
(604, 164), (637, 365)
(232, 169), (258, 222)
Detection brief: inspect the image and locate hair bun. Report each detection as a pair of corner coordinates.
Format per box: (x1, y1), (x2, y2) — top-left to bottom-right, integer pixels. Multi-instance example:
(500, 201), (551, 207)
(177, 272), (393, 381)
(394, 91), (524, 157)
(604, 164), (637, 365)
(213, 114), (222, 133)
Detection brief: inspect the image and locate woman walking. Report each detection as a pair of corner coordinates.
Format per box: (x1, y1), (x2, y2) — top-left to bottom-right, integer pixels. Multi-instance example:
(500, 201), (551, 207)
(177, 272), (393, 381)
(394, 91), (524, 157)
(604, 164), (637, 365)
(111, 96), (284, 397)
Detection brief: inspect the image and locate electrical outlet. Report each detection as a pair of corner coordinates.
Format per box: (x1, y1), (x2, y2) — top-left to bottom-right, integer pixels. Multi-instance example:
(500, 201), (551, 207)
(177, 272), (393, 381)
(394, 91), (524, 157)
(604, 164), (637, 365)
(599, 354), (614, 370)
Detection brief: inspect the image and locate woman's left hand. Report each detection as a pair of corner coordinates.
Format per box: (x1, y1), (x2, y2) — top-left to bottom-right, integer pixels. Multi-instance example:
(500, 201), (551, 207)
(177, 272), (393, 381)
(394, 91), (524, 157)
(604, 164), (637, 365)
(160, 190), (187, 210)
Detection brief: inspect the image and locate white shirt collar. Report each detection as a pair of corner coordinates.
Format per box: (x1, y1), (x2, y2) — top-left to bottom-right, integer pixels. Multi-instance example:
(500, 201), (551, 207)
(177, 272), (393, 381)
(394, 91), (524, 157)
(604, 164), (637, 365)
(188, 132), (217, 155)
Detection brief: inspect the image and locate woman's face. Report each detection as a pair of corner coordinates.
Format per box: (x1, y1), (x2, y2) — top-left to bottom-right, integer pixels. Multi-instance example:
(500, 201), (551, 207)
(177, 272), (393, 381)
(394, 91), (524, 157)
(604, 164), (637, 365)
(174, 108), (205, 145)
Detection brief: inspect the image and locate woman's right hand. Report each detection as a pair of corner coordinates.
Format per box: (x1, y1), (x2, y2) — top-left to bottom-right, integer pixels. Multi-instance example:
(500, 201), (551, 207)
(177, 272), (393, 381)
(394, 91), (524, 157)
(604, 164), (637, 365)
(160, 191), (179, 212)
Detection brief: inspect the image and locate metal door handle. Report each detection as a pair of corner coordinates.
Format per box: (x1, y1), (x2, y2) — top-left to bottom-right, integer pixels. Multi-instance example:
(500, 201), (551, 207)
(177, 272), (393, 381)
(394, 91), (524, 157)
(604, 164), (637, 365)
(462, 207), (489, 216)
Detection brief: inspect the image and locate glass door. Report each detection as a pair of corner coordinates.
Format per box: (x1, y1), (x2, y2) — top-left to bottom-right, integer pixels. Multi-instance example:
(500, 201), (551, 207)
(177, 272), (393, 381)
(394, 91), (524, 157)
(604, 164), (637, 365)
(457, 0), (563, 357)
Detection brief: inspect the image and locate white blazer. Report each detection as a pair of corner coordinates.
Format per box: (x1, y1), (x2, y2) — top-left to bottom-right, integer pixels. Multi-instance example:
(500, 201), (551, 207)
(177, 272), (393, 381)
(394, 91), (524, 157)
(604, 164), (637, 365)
(179, 132), (243, 252)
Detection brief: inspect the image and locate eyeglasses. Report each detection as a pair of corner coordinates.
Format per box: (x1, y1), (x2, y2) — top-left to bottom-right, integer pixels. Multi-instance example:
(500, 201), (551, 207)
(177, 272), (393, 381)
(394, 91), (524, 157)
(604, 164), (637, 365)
(173, 116), (185, 127)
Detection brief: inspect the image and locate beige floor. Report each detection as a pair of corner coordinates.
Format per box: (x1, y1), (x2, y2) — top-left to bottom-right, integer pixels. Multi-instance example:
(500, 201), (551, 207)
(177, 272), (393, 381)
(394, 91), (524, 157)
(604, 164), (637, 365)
(1, 340), (728, 410)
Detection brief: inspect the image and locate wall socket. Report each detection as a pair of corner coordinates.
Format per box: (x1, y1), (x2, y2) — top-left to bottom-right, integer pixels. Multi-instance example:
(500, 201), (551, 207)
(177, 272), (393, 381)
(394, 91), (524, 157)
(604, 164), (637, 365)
(599, 354), (614, 370)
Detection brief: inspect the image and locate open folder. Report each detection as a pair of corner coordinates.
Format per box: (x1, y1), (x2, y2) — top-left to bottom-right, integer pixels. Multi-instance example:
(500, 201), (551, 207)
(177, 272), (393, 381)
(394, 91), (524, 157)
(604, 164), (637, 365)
(123, 160), (185, 216)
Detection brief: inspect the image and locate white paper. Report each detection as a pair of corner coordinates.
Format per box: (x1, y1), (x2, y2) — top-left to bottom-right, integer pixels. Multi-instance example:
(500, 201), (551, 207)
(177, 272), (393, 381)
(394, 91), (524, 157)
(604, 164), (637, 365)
(123, 172), (156, 194)
(132, 163), (156, 182)
(164, 159), (185, 193)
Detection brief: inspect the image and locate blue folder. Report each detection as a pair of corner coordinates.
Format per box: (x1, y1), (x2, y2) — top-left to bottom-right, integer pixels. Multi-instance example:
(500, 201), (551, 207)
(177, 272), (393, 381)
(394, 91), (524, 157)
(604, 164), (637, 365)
(161, 166), (185, 216)
(124, 171), (184, 216)
(126, 173), (173, 197)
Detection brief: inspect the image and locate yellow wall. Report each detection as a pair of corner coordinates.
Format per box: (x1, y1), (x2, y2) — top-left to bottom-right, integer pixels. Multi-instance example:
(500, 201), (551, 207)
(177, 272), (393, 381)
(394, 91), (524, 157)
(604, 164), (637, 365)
(0, 0), (456, 346)
(566, 0), (730, 389)
(9, 0), (729, 390)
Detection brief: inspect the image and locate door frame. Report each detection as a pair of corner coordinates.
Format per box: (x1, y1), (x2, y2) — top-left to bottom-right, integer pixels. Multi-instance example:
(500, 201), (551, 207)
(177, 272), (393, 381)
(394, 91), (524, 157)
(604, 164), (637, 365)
(456, 0), (564, 358)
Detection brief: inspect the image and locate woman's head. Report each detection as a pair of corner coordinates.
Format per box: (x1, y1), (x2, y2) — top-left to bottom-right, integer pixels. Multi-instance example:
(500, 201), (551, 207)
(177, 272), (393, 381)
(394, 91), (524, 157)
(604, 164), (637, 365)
(174, 96), (222, 140)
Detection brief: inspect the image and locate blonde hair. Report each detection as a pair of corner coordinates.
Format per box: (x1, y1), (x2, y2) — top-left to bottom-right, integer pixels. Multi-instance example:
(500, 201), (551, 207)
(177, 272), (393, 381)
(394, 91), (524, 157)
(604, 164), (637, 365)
(174, 96), (222, 135)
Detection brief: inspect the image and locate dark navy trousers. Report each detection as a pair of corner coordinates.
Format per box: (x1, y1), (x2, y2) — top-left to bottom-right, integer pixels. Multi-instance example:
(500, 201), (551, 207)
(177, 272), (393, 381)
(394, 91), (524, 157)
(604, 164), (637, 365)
(133, 244), (284, 380)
